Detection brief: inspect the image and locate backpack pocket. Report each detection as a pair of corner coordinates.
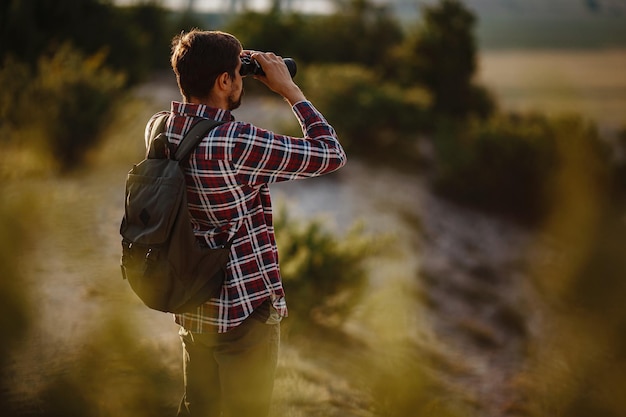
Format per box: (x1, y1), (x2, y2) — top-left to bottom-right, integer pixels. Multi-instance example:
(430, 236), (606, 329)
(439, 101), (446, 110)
(121, 160), (185, 245)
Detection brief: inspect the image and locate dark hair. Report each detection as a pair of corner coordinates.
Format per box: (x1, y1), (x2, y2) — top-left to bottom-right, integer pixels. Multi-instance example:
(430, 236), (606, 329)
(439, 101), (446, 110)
(170, 30), (242, 101)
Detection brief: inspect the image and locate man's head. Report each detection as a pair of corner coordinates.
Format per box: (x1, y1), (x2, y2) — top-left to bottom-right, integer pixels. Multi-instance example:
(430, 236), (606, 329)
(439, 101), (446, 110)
(170, 30), (243, 108)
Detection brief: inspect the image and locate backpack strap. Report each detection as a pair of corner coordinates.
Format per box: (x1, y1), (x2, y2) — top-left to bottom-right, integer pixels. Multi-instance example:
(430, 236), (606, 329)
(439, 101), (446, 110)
(175, 119), (225, 162)
(150, 114), (168, 141)
(146, 114), (169, 159)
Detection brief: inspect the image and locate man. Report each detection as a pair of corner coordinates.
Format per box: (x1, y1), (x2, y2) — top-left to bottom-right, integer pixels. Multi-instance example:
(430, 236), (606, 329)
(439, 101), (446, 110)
(148, 30), (347, 417)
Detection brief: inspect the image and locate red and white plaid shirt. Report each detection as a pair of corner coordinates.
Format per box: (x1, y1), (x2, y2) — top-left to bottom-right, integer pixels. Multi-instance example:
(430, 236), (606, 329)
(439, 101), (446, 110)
(145, 100), (347, 333)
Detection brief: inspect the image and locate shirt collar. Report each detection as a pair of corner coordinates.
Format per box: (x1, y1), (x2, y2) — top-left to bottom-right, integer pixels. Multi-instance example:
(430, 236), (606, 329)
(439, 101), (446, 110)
(170, 101), (235, 123)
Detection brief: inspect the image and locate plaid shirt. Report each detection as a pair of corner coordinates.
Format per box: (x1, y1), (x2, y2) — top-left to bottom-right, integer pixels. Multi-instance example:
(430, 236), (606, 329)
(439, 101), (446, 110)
(145, 100), (347, 333)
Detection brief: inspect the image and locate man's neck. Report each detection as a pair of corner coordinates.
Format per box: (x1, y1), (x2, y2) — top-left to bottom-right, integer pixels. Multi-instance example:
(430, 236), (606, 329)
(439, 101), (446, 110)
(188, 96), (225, 110)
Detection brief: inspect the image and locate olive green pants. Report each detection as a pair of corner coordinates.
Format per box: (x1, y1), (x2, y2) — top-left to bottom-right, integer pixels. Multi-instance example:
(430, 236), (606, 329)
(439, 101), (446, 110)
(177, 316), (280, 417)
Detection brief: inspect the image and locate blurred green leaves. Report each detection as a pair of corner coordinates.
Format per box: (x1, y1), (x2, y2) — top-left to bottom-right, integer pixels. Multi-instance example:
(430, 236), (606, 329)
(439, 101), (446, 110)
(432, 113), (609, 225)
(1, 0), (176, 83)
(35, 45), (126, 171)
(0, 0), (197, 173)
(301, 64), (431, 157)
(1, 44), (125, 172)
(275, 207), (389, 329)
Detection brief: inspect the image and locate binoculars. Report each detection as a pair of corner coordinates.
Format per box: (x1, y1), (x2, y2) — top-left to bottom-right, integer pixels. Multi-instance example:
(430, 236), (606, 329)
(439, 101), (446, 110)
(240, 56), (297, 78)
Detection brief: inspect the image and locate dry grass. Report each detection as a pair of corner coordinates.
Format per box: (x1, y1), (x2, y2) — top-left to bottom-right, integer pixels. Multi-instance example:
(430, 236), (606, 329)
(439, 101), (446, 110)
(478, 48), (626, 130)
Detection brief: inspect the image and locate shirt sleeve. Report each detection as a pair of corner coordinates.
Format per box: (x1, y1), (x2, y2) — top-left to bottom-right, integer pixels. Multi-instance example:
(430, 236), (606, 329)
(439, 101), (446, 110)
(231, 101), (347, 185)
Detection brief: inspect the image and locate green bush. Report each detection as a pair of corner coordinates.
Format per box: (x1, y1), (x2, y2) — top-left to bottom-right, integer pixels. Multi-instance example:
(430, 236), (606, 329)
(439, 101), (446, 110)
(226, 9), (307, 59)
(274, 207), (386, 329)
(1, 0), (176, 84)
(431, 113), (609, 225)
(611, 125), (626, 201)
(302, 64), (430, 162)
(0, 56), (32, 132)
(21, 45), (124, 171)
(385, 0), (494, 121)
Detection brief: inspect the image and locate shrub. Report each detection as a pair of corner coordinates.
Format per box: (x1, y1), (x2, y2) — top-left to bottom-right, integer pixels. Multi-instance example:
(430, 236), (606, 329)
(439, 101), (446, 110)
(1, 0), (175, 84)
(274, 207), (386, 329)
(0, 56), (33, 133)
(30, 44), (125, 172)
(0, 45), (125, 173)
(302, 64), (430, 162)
(226, 9), (307, 60)
(610, 125), (626, 201)
(387, 0), (493, 120)
(431, 113), (609, 225)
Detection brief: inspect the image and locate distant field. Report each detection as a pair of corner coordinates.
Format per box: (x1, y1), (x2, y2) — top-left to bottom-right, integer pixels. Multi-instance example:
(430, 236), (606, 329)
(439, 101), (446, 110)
(477, 48), (626, 131)
(476, 17), (626, 50)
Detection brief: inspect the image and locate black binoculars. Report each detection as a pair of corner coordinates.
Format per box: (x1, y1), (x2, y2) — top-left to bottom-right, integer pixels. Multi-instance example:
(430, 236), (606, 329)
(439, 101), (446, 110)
(240, 56), (297, 78)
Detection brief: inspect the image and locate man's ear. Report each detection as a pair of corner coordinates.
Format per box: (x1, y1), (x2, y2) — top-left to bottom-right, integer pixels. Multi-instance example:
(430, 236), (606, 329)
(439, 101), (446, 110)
(214, 72), (231, 93)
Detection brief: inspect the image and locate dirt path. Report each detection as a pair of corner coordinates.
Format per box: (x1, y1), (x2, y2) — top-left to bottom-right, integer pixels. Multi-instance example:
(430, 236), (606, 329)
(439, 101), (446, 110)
(275, 158), (540, 416)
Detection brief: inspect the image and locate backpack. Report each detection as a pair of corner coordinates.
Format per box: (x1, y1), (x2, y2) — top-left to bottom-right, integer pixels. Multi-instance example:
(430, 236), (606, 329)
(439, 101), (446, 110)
(120, 114), (229, 313)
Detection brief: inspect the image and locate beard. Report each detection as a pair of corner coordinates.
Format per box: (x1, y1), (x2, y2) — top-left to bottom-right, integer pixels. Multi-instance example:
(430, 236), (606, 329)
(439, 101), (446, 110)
(228, 86), (244, 110)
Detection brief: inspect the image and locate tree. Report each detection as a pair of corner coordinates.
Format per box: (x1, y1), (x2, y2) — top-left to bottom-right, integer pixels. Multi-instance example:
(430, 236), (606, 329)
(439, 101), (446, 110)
(398, 0), (483, 119)
(308, 0), (404, 68)
(0, 0), (174, 84)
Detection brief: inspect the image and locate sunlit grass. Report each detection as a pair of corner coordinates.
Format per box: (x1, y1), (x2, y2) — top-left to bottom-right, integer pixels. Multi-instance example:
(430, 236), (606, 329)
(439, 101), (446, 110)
(478, 48), (626, 130)
(0, 96), (181, 415)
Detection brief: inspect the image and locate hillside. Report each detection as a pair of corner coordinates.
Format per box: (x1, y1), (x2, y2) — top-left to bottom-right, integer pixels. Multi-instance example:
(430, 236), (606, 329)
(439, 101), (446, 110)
(0, 71), (541, 417)
(3, 44), (625, 414)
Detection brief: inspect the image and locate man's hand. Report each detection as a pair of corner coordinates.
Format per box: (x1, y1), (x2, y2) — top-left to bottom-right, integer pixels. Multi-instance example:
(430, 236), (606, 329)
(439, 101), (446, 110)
(249, 52), (306, 106)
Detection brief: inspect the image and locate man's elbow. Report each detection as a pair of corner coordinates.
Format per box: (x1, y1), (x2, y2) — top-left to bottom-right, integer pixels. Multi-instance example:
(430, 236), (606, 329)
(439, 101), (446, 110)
(332, 146), (348, 171)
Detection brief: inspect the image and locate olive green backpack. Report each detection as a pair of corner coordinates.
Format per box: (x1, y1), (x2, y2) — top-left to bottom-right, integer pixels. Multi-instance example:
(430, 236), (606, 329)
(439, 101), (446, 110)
(120, 114), (229, 313)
